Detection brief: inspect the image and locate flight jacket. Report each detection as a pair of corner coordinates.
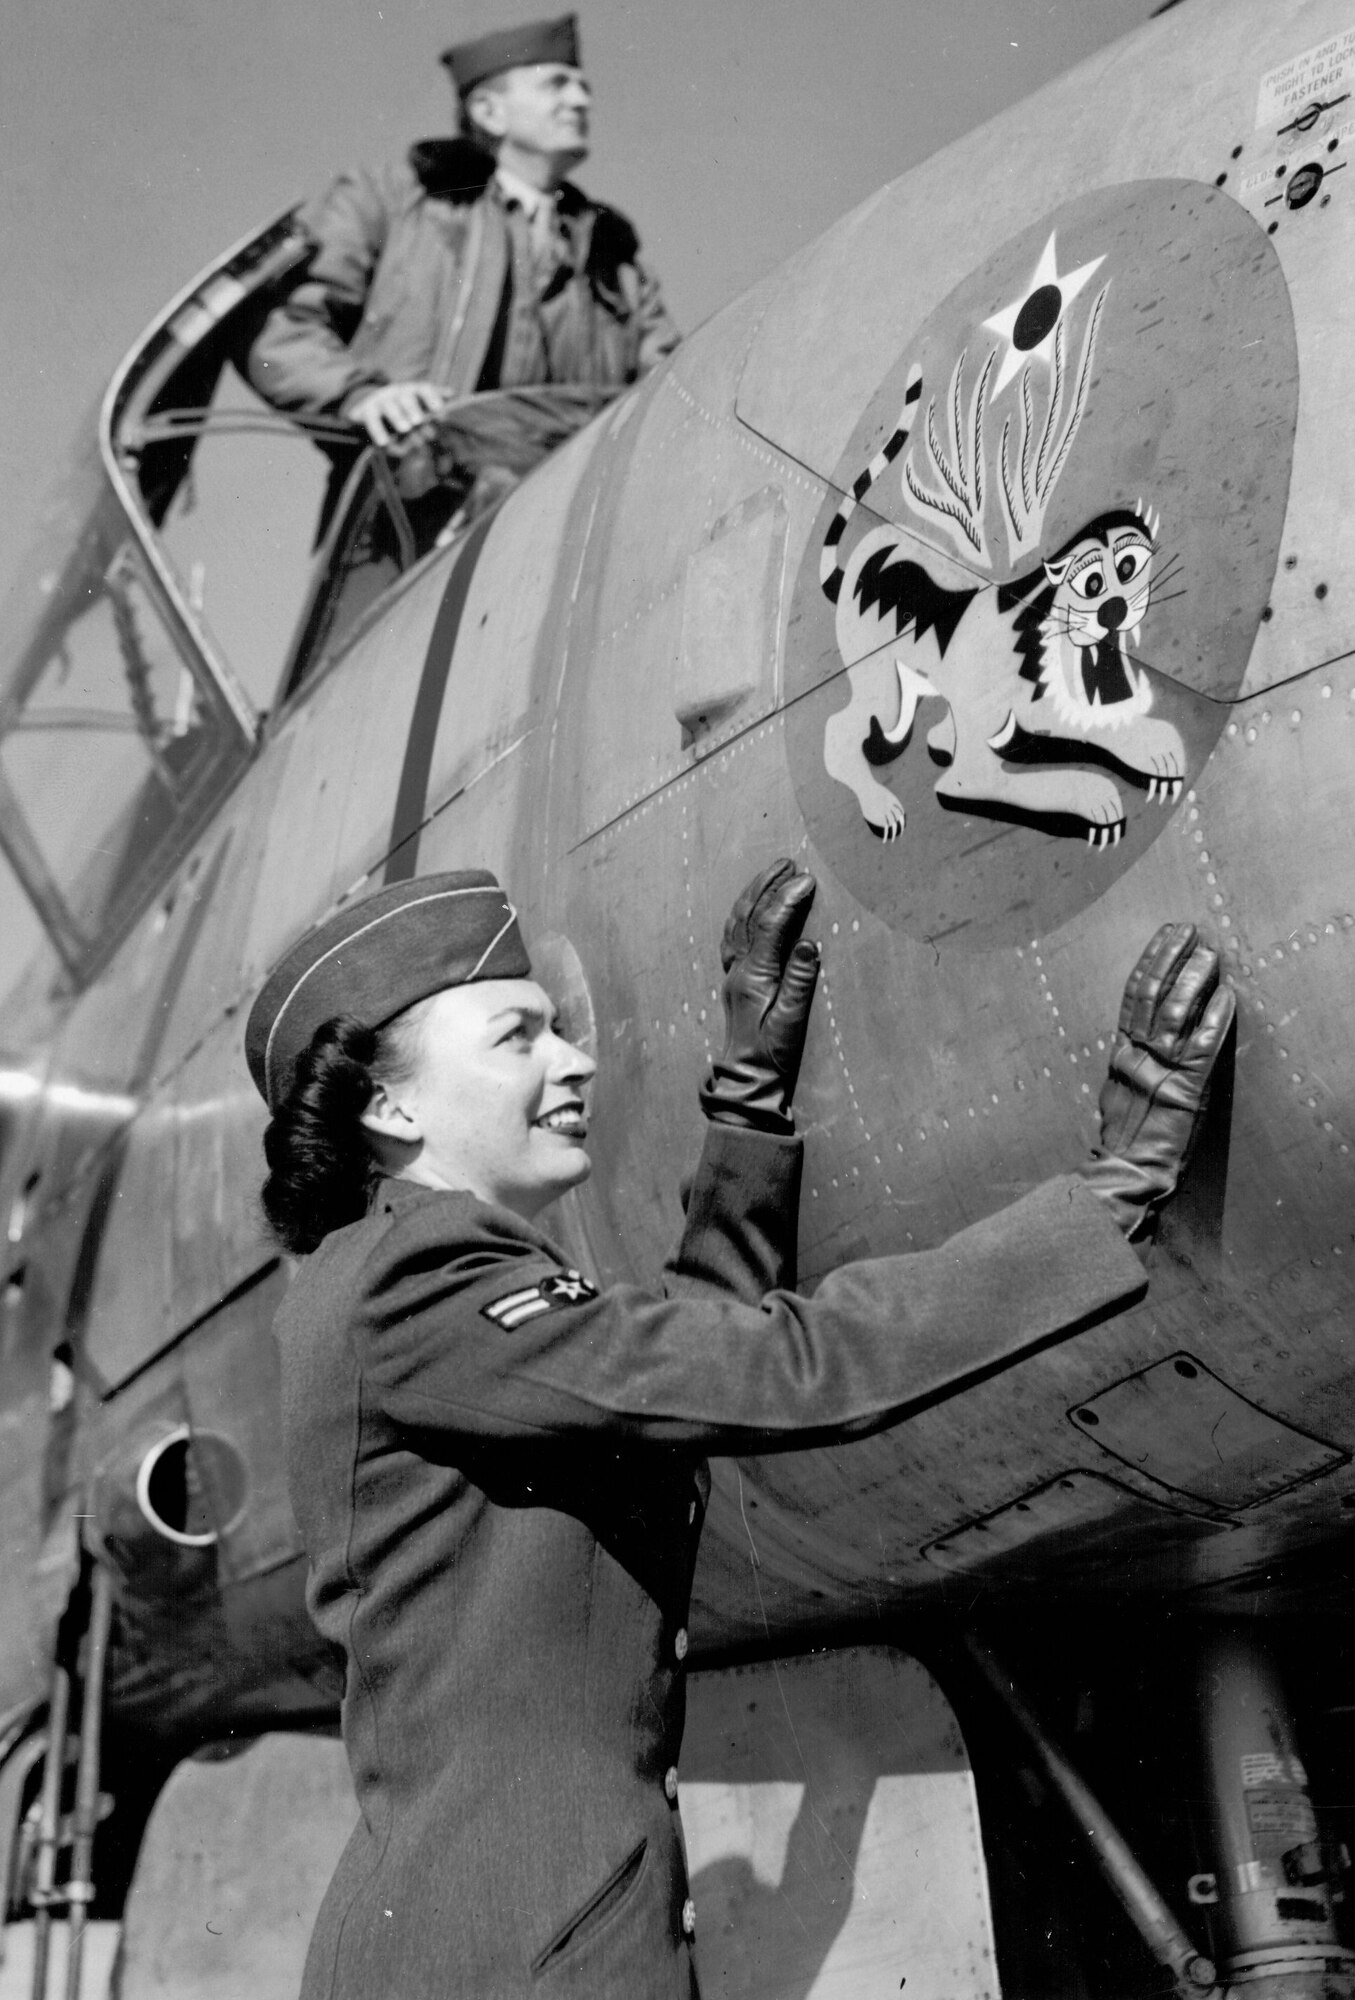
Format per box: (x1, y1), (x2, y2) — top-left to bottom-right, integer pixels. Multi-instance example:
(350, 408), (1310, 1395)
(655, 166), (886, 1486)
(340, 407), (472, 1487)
(277, 1122), (1143, 2000)
(248, 137), (679, 421)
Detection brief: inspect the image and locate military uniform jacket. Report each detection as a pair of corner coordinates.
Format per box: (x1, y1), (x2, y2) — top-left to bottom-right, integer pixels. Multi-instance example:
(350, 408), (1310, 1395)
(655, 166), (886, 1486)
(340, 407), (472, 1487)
(248, 137), (679, 422)
(277, 1124), (1143, 1999)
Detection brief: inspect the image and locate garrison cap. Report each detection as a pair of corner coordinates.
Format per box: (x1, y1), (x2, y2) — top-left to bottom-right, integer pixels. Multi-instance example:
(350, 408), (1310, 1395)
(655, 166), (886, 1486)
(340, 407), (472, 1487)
(441, 12), (581, 94)
(246, 871), (531, 1109)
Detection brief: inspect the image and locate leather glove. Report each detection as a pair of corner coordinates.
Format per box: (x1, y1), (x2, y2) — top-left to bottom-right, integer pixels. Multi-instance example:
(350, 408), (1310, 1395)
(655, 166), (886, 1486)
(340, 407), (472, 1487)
(1081, 921), (1235, 1241)
(699, 860), (820, 1133)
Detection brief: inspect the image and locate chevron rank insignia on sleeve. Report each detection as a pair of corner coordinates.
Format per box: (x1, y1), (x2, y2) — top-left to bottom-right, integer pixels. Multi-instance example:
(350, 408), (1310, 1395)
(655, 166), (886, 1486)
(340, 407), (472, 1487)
(481, 1269), (599, 1329)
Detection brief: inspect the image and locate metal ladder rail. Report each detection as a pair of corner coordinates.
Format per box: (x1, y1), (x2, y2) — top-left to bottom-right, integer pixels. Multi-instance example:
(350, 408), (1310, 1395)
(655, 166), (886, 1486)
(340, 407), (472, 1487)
(26, 1561), (115, 2000)
(27, 1644), (72, 2000)
(62, 1567), (113, 2000)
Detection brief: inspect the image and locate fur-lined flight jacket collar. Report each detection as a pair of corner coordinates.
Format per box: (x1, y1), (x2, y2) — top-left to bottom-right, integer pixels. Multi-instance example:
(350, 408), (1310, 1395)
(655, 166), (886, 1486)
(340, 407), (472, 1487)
(408, 135), (585, 210)
(406, 136), (639, 261)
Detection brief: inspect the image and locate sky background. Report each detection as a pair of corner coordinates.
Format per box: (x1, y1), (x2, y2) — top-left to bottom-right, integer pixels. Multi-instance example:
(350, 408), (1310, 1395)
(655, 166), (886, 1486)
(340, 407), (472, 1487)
(0, 0), (1161, 993)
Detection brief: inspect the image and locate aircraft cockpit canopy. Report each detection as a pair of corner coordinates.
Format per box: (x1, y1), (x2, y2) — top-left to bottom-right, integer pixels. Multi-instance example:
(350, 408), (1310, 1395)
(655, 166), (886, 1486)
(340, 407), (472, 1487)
(108, 213), (430, 721)
(0, 212), (430, 989)
(1, 201), (604, 993)
(0, 517), (254, 987)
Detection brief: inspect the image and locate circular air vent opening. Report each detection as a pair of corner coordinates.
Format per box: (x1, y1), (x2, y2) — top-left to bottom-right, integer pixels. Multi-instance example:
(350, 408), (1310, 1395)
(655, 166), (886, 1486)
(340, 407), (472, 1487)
(135, 1425), (247, 1547)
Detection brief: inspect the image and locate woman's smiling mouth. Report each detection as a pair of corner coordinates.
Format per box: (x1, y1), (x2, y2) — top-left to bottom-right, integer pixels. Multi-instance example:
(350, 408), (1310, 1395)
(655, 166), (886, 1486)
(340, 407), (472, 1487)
(535, 1104), (588, 1139)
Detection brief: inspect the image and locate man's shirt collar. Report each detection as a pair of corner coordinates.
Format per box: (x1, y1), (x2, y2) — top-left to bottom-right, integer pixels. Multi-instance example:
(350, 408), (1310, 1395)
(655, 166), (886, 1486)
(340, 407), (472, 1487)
(494, 166), (555, 220)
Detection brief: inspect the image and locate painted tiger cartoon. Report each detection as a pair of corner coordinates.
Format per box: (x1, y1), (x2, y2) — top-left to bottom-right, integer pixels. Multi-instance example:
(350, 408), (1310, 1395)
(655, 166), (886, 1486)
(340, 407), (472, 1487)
(818, 264), (1186, 848)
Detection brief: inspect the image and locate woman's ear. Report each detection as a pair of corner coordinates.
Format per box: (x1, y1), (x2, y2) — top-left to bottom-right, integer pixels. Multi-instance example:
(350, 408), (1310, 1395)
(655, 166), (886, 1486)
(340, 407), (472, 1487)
(360, 1082), (423, 1147)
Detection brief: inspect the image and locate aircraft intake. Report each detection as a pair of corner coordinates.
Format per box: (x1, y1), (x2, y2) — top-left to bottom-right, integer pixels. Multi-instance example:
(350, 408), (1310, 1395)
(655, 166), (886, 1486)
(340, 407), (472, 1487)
(132, 1425), (246, 1550)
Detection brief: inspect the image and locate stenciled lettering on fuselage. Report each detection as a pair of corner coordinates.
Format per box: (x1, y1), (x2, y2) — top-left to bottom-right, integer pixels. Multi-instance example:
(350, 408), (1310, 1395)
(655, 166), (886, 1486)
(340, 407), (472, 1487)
(784, 179), (1299, 949)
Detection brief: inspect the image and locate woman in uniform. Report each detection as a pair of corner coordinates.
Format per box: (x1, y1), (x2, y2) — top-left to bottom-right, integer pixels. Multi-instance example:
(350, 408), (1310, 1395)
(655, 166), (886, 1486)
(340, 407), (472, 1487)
(244, 861), (1231, 2000)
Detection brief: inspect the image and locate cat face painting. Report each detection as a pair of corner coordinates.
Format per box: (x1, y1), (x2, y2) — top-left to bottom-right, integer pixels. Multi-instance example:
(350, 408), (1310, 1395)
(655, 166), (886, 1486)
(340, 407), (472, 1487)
(785, 179), (1297, 947)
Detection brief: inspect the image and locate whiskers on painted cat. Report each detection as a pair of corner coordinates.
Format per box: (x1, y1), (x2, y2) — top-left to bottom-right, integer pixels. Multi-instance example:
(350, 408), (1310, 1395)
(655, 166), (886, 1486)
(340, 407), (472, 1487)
(818, 268), (1187, 849)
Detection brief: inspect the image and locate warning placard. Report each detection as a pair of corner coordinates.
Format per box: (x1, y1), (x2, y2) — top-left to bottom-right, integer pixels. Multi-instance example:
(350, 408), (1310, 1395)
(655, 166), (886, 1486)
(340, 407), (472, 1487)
(1246, 1789), (1318, 1845)
(1241, 1750), (1308, 1788)
(1257, 28), (1355, 129)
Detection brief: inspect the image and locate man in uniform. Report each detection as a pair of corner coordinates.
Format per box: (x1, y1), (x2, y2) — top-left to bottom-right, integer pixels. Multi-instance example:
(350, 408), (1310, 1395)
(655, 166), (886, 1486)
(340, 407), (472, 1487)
(249, 12), (678, 538)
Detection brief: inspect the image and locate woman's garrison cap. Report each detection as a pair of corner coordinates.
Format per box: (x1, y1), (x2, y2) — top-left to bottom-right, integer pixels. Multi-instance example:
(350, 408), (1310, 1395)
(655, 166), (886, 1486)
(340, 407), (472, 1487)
(441, 13), (580, 95)
(246, 871), (530, 1108)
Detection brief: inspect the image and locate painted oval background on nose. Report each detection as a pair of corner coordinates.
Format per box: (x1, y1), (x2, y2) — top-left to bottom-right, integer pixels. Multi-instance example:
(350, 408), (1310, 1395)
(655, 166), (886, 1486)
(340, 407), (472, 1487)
(783, 177), (1297, 948)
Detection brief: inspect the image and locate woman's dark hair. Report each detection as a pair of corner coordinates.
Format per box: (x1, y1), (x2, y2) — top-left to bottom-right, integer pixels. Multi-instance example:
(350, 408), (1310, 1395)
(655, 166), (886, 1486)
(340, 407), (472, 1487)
(260, 1010), (423, 1256)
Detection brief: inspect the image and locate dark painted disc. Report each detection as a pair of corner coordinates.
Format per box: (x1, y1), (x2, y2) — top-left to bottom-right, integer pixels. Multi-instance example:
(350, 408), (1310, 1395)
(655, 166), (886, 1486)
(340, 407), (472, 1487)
(1013, 282), (1063, 350)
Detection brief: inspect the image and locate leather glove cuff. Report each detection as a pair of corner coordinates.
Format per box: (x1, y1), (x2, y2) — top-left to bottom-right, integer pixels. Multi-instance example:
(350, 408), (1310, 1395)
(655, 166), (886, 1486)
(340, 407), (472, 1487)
(699, 1060), (796, 1135)
(1080, 1151), (1177, 1242)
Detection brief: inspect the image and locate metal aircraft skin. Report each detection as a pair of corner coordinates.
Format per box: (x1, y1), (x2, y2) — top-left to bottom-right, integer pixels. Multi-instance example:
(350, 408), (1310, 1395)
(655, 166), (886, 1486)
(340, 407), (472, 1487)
(0, 0), (1352, 1954)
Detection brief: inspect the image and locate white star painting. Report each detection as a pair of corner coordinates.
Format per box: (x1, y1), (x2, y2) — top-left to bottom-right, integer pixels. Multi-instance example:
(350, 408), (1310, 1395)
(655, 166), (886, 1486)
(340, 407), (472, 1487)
(983, 231), (1106, 398)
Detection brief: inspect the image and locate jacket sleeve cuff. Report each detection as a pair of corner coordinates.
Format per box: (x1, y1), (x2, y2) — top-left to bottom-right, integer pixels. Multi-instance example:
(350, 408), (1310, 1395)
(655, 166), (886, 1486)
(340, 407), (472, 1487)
(338, 375), (390, 420)
(667, 1123), (803, 1303)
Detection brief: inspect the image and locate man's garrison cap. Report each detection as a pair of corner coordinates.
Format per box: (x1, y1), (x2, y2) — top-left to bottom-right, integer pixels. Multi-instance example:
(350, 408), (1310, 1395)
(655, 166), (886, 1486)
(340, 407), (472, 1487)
(246, 871), (531, 1109)
(441, 13), (581, 95)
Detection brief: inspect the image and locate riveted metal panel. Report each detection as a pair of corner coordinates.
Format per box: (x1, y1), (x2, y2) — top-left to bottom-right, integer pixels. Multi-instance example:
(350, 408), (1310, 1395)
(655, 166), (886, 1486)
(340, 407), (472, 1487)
(236, 558), (445, 989)
(1068, 1354), (1346, 1508)
(180, 1263), (299, 1586)
(675, 488), (787, 746)
(169, 1025), (271, 1336)
(923, 1471), (1235, 1583)
(413, 415), (605, 851)
(80, 1103), (176, 1388)
(734, 0), (1340, 486)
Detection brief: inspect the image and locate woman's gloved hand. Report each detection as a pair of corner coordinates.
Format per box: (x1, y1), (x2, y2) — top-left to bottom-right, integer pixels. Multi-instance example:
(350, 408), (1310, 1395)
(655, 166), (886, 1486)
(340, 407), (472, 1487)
(699, 860), (820, 1133)
(1081, 921), (1235, 1240)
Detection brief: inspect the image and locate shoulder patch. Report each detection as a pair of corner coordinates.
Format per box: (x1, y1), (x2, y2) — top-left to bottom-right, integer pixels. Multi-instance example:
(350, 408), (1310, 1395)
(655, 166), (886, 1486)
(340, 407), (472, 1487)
(481, 1269), (599, 1330)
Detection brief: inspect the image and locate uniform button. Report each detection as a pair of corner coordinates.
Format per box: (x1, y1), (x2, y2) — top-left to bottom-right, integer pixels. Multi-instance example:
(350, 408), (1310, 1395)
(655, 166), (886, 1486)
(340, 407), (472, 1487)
(664, 1766), (679, 1801)
(681, 1897), (696, 1938)
(674, 1628), (689, 1662)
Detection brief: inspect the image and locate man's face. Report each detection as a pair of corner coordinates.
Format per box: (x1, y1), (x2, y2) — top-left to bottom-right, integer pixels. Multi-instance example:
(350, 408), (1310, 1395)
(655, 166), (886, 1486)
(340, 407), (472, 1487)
(477, 63), (591, 167)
